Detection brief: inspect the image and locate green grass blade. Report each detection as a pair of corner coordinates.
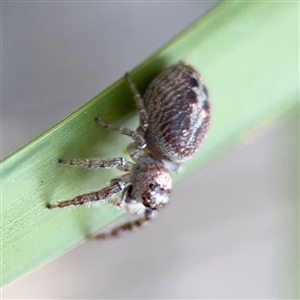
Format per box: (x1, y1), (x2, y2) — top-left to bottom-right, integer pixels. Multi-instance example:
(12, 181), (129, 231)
(1, 1), (298, 287)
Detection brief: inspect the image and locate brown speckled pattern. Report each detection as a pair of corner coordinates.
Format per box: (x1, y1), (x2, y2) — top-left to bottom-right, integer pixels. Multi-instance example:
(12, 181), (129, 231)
(132, 155), (172, 210)
(48, 62), (210, 240)
(144, 62), (210, 162)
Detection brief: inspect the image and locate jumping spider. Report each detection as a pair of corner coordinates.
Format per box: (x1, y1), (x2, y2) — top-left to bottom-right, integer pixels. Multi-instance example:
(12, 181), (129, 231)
(48, 62), (210, 240)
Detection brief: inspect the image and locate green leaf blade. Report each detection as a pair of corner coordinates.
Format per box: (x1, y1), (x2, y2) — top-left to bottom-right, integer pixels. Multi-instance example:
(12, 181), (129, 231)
(1, 1), (298, 287)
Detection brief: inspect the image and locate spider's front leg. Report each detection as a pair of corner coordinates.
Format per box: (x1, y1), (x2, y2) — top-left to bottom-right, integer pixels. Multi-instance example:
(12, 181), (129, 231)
(88, 184), (156, 240)
(88, 209), (155, 240)
(47, 174), (130, 209)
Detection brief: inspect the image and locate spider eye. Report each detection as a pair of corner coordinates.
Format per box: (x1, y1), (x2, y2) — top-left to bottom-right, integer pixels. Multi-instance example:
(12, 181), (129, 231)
(142, 182), (170, 210)
(142, 172), (171, 210)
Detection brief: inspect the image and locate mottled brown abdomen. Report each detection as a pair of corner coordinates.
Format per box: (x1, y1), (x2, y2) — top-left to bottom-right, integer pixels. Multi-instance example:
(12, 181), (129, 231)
(143, 62), (210, 163)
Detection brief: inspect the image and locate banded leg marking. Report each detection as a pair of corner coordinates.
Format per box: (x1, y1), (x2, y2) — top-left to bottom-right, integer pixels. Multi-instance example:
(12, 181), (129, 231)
(59, 157), (133, 172)
(96, 118), (146, 149)
(48, 178), (127, 209)
(88, 210), (155, 240)
(125, 72), (148, 131)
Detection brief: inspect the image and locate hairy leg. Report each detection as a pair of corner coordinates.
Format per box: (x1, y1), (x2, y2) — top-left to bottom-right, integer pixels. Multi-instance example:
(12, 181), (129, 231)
(125, 72), (148, 132)
(95, 118), (146, 149)
(47, 176), (128, 209)
(59, 157), (134, 172)
(88, 209), (155, 240)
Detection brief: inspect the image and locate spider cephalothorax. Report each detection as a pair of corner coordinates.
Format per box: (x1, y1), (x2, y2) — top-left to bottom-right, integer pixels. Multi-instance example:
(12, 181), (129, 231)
(48, 62), (210, 239)
(132, 154), (172, 210)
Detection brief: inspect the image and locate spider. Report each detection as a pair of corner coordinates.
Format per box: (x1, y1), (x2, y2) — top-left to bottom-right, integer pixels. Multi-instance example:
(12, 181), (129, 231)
(48, 62), (210, 240)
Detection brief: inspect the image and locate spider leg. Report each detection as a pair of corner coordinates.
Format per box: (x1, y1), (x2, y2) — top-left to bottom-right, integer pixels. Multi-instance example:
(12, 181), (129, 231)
(95, 118), (146, 149)
(87, 209), (155, 240)
(59, 157), (134, 172)
(47, 176), (129, 209)
(125, 72), (148, 131)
